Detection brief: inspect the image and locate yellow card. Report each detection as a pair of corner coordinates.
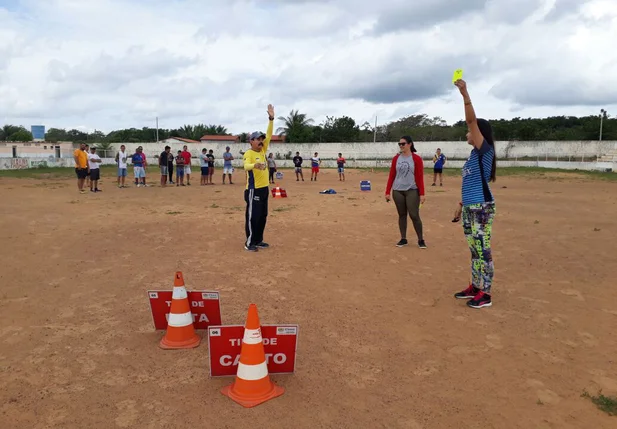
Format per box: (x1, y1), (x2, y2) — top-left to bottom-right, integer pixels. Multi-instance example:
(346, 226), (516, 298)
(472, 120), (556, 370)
(452, 69), (463, 83)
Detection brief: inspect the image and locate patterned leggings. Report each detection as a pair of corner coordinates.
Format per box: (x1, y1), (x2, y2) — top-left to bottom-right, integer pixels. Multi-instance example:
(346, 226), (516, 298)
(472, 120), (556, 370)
(462, 202), (496, 294)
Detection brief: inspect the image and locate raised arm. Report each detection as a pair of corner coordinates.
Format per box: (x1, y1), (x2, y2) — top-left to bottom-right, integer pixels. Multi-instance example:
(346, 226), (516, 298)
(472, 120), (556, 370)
(263, 104), (275, 152)
(454, 79), (484, 150)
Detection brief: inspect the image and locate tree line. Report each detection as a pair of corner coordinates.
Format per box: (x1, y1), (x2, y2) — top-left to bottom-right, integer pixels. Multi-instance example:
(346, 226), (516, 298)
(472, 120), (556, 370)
(1, 111), (614, 144)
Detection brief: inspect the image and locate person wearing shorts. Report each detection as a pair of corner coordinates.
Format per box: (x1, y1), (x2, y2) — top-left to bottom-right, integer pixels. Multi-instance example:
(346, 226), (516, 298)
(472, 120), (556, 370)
(132, 147), (146, 187)
(181, 145), (192, 185)
(293, 152), (304, 181)
(310, 152), (321, 181)
(115, 145), (128, 188)
(73, 143), (88, 194)
(337, 153), (346, 181)
(87, 146), (102, 192)
(222, 146), (234, 184)
(432, 148), (447, 187)
(199, 148), (209, 186)
(207, 149), (215, 184)
(84, 144), (91, 188)
(175, 150), (185, 186)
(159, 146), (171, 187)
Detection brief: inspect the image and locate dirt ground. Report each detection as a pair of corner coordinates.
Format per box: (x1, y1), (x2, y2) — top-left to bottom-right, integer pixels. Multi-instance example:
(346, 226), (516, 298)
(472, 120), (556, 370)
(1, 167), (616, 429)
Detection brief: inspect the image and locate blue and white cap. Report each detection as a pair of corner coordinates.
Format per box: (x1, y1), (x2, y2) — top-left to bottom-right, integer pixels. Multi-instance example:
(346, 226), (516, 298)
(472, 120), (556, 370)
(249, 131), (266, 141)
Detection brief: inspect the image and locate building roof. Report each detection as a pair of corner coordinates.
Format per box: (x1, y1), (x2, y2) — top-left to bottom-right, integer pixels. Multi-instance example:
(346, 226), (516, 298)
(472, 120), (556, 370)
(168, 137), (200, 144)
(200, 135), (240, 141)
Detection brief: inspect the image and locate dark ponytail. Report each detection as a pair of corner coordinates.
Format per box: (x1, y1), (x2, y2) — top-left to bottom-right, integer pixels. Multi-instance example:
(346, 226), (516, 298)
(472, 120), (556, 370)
(401, 135), (417, 153)
(477, 119), (496, 182)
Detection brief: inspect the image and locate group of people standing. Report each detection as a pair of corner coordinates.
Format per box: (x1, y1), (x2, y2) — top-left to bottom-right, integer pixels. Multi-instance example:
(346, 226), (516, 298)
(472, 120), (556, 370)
(383, 79), (497, 310)
(72, 143), (103, 193)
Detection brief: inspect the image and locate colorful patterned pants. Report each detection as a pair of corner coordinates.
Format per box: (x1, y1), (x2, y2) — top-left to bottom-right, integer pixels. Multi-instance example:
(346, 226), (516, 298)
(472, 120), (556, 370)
(462, 202), (496, 294)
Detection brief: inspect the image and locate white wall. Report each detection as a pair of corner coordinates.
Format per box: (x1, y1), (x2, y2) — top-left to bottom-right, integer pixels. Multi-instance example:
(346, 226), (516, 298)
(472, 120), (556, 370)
(2, 140), (616, 171)
(1, 156), (615, 173)
(103, 140), (617, 163)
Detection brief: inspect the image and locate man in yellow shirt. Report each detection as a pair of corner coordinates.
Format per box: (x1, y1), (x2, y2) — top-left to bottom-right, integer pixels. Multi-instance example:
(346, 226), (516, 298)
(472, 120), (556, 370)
(243, 104), (275, 252)
(73, 143), (88, 194)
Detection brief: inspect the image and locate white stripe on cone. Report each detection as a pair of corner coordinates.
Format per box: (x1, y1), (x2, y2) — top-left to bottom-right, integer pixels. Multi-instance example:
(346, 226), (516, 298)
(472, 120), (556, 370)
(237, 361), (269, 381)
(172, 286), (188, 300)
(243, 328), (262, 345)
(168, 311), (193, 327)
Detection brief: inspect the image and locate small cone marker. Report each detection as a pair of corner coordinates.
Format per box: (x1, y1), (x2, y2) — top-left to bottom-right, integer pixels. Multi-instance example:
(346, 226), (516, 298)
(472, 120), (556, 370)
(159, 271), (201, 350)
(271, 186), (287, 198)
(221, 304), (284, 407)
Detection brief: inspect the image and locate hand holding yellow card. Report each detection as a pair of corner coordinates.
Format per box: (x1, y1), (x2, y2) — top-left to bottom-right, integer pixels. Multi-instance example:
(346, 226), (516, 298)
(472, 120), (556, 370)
(452, 69), (463, 83)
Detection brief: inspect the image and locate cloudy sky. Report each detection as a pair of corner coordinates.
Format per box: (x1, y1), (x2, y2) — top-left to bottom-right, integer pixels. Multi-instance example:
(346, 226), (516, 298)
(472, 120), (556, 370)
(0, 0), (615, 134)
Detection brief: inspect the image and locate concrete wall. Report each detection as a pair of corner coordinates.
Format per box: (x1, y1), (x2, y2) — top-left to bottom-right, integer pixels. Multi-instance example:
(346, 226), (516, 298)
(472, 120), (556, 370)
(1, 156), (614, 173)
(102, 140), (617, 162)
(2, 140), (616, 171)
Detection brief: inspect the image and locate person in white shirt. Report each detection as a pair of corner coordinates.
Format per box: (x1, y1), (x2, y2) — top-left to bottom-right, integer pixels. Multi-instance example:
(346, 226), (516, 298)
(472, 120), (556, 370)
(115, 144), (128, 188)
(88, 146), (103, 193)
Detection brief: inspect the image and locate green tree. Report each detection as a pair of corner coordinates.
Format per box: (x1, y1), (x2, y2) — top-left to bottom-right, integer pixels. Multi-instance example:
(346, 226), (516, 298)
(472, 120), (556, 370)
(321, 116), (360, 142)
(8, 128), (33, 141)
(1, 125), (22, 141)
(276, 110), (314, 143)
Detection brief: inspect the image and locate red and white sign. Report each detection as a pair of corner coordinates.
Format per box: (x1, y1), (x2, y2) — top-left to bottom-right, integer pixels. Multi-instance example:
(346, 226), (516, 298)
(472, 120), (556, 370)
(208, 325), (299, 377)
(147, 290), (222, 330)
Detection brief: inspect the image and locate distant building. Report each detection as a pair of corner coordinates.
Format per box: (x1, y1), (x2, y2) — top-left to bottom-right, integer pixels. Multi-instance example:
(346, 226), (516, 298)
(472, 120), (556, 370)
(160, 137), (201, 145)
(200, 135), (240, 144)
(31, 125), (46, 142)
(0, 141), (71, 158)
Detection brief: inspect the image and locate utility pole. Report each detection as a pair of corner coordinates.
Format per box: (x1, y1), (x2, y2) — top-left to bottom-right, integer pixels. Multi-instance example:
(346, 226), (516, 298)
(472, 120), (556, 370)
(599, 109), (605, 141)
(156, 117), (159, 143)
(373, 115), (377, 143)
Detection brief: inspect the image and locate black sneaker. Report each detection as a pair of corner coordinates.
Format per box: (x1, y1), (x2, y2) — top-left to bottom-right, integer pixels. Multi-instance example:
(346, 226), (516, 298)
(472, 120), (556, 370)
(244, 245), (259, 252)
(396, 239), (408, 247)
(256, 242), (270, 249)
(454, 285), (480, 299)
(418, 240), (427, 249)
(467, 291), (492, 309)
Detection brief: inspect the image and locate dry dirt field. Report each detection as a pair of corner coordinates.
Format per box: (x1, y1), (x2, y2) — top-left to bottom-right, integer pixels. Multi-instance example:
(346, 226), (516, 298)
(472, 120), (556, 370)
(1, 167), (616, 429)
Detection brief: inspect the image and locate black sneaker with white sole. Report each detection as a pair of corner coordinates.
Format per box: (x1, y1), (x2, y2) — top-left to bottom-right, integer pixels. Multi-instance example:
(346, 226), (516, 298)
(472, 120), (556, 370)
(396, 239), (408, 247)
(467, 292), (492, 309)
(244, 245), (259, 252)
(454, 285), (480, 299)
(256, 242), (270, 249)
(418, 240), (427, 249)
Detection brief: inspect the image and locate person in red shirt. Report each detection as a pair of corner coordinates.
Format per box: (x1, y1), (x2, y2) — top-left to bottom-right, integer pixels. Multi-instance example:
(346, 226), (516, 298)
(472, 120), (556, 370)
(336, 153), (346, 181)
(384, 135), (426, 249)
(181, 145), (192, 186)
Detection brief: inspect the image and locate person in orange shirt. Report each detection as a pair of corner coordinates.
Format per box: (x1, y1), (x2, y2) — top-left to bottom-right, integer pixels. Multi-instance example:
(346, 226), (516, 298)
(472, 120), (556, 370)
(73, 143), (88, 194)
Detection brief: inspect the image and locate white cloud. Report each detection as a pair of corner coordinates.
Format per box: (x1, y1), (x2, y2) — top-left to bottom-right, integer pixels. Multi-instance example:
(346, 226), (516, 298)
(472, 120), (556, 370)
(0, 0), (616, 135)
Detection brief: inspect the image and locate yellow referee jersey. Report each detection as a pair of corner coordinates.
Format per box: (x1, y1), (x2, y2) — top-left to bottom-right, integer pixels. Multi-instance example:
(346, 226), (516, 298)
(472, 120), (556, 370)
(244, 120), (274, 190)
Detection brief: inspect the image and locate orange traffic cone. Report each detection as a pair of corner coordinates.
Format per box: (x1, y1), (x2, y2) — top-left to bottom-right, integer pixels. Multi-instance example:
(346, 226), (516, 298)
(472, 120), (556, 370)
(221, 304), (284, 407)
(159, 271), (201, 350)
(271, 186), (287, 198)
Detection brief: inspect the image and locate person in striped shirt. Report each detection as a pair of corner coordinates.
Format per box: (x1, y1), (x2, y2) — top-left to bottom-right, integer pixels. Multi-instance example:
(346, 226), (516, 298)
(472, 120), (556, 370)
(452, 78), (497, 309)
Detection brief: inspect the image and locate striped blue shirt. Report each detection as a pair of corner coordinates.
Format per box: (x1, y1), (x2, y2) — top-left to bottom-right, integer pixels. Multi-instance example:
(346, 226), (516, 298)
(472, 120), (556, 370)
(461, 141), (494, 206)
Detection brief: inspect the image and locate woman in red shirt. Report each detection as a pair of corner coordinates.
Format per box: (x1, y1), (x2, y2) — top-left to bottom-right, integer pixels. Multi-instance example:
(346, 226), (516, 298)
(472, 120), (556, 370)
(385, 136), (426, 249)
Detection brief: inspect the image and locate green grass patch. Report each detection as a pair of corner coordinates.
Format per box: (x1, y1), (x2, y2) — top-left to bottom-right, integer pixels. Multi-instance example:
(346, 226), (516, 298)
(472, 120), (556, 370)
(582, 390), (617, 416)
(166, 211), (182, 215)
(210, 203), (219, 208)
